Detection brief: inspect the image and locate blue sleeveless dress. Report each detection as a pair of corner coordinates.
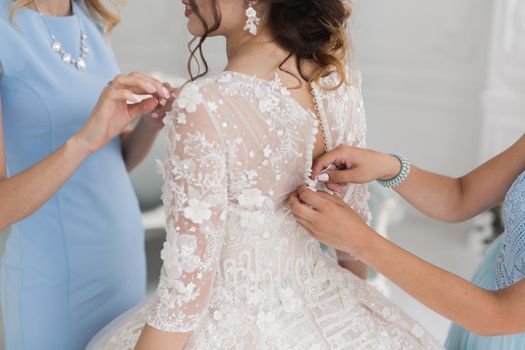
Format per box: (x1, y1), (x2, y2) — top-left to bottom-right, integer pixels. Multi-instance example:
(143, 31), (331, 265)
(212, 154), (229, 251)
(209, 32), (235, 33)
(446, 170), (525, 349)
(0, 1), (146, 349)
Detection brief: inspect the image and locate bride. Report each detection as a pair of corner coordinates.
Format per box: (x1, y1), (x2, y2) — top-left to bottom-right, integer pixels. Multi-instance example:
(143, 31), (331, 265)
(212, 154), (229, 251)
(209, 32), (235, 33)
(89, 0), (443, 349)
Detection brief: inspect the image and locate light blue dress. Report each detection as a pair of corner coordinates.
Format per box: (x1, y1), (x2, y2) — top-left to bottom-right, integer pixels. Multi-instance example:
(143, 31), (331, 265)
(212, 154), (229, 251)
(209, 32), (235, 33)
(446, 170), (525, 349)
(0, 1), (146, 349)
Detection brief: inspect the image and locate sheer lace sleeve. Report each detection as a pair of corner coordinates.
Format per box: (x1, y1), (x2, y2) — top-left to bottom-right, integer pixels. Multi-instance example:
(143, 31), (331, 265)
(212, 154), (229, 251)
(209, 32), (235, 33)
(147, 82), (228, 333)
(342, 72), (372, 225)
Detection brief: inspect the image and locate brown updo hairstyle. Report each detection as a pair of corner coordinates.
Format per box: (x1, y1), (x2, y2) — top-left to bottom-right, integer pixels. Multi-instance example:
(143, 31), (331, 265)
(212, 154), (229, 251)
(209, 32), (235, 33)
(187, 0), (352, 89)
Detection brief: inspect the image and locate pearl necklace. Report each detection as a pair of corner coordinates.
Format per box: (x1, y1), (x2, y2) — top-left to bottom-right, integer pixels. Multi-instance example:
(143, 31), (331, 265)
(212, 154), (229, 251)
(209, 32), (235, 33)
(33, 0), (89, 71)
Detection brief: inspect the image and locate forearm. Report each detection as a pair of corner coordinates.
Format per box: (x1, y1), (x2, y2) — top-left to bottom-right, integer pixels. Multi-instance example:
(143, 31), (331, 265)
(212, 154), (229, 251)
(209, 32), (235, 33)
(395, 134), (525, 223)
(0, 135), (91, 230)
(394, 166), (466, 223)
(337, 250), (368, 279)
(121, 118), (161, 172)
(135, 324), (190, 350)
(356, 232), (504, 336)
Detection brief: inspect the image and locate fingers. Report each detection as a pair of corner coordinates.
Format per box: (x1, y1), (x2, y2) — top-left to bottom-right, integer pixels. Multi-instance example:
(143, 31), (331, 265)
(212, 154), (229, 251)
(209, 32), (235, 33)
(151, 82), (176, 119)
(106, 87), (141, 104)
(130, 72), (173, 100)
(325, 169), (362, 184)
(296, 217), (318, 237)
(129, 98), (159, 119)
(112, 72), (171, 100)
(104, 87), (158, 120)
(325, 182), (345, 196)
(288, 191), (319, 222)
(299, 185), (345, 208)
(311, 149), (344, 179)
(296, 185), (343, 212)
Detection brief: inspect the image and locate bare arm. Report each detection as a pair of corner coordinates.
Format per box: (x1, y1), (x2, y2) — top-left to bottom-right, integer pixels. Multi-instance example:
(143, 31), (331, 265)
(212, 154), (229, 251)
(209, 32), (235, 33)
(359, 232), (525, 336)
(395, 134), (525, 222)
(312, 135), (525, 223)
(291, 186), (525, 336)
(120, 119), (162, 172)
(135, 325), (190, 350)
(337, 250), (368, 279)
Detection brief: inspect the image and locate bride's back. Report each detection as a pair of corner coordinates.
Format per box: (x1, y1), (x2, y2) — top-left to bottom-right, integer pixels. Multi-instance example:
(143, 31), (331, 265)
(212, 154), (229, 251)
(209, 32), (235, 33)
(166, 68), (368, 210)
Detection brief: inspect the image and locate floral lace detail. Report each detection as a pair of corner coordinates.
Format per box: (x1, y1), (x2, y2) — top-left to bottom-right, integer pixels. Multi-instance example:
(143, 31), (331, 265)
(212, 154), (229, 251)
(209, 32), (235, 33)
(147, 84), (229, 332)
(87, 71), (442, 350)
(496, 171), (525, 288)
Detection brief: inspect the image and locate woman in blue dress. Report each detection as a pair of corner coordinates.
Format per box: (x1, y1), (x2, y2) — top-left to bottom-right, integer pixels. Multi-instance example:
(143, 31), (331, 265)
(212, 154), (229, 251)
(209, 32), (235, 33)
(290, 134), (525, 349)
(0, 0), (175, 348)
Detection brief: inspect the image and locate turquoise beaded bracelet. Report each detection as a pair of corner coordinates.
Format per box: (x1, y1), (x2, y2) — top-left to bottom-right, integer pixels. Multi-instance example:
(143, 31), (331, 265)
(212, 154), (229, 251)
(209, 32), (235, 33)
(377, 153), (411, 188)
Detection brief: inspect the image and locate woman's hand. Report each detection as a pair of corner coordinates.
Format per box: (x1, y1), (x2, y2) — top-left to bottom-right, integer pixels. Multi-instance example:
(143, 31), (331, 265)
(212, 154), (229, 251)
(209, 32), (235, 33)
(311, 145), (402, 185)
(140, 82), (178, 131)
(288, 185), (376, 258)
(75, 72), (170, 153)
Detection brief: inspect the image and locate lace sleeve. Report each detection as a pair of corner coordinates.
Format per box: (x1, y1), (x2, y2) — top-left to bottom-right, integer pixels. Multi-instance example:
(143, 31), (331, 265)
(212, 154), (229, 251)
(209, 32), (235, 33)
(342, 72), (372, 225)
(147, 82), (228, 333)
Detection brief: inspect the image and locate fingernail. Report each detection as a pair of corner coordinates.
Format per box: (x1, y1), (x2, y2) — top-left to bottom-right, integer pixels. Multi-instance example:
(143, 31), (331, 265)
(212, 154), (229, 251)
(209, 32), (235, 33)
(317, 173), (329, 182)
(171, 92), (177, 98)
(131, 94), (142, 103)
(146, 82), (156, 93)
(162, 87), (170, 99)
(151, 112), (159, 119)
(159, 98), (167, 106)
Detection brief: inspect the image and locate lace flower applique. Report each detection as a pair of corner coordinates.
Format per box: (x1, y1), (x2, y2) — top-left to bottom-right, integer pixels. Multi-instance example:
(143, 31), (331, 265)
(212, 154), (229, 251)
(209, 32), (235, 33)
(177, 83), (203, 113)
(161, 234), (201, 280)
(183, 198), (213, 224)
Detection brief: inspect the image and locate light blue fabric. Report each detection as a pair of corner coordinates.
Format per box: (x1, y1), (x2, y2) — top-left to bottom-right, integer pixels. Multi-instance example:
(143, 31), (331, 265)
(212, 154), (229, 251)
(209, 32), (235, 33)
(0, 1), (146, 349)
(446, 170), (525, 349)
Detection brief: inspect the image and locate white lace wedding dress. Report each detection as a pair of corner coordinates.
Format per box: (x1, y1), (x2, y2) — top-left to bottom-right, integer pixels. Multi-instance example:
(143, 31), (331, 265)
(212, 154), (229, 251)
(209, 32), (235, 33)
(88, 70), (443, 350)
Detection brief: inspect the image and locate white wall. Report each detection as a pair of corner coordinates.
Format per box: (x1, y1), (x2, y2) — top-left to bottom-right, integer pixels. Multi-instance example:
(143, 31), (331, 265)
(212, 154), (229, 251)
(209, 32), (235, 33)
(112, 1), (226, 77)
(112, 1), (188, 75)
(352, 0), (494, 176)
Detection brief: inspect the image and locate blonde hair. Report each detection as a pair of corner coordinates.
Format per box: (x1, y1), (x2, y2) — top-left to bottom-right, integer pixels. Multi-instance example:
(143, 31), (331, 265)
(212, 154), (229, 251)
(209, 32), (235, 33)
(10, 0), (122, 33)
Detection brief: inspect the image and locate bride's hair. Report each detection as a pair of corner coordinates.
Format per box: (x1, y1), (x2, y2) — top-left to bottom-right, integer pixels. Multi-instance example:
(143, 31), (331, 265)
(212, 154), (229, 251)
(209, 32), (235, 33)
(10, 0), (121, 33)
(188, 0), (352, 88)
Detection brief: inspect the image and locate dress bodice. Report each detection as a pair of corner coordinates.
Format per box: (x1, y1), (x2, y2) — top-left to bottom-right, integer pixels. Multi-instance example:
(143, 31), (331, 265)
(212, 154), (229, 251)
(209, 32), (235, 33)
(496, 170), (525, 288)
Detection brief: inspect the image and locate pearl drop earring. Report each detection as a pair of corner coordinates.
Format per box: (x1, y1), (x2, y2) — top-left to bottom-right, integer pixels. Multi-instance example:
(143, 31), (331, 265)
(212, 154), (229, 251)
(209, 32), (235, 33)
(243, 0), (260, 36)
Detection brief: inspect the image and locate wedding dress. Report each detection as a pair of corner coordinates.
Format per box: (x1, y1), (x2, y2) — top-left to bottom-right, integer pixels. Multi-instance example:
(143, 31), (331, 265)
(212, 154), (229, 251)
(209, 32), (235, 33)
(88, 70), (443, 350)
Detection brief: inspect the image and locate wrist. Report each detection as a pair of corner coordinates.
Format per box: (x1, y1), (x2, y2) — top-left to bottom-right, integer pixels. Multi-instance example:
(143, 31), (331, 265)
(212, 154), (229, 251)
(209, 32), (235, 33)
(379, 154), (402, 181)
(347, 227), (382, 263)
(67, 133), (95, 159)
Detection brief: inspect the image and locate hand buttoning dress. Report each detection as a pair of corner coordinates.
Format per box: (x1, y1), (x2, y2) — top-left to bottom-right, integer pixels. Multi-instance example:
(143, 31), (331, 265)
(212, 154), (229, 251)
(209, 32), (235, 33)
(88, 71), (443, 350)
